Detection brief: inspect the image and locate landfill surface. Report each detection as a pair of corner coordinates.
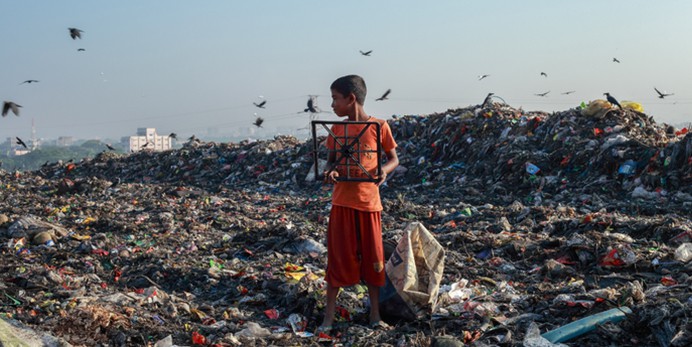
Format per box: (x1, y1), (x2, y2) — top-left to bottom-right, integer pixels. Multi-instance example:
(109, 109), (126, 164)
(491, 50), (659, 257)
(0, 101), (690, 347)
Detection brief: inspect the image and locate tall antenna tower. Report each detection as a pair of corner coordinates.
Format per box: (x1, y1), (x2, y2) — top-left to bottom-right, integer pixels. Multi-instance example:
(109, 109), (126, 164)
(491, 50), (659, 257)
(31, 118), (37, 150)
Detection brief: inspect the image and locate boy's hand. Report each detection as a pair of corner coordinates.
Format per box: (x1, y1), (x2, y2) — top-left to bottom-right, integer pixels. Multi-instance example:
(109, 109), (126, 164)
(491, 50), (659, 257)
(324, 170), (339, 184)
(376, 171), (387, 187)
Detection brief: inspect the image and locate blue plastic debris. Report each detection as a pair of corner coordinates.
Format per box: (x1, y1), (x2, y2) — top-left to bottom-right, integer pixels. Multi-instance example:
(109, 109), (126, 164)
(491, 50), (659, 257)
(541, 307), (632, 343)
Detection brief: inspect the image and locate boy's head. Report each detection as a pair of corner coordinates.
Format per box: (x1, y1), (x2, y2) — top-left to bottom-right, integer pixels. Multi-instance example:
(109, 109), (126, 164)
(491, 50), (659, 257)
(330, 75), (367, 105)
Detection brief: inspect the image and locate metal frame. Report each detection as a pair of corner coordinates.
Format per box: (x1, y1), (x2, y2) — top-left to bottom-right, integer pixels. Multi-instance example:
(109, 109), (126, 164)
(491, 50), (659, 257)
(312, 120), (382, 182)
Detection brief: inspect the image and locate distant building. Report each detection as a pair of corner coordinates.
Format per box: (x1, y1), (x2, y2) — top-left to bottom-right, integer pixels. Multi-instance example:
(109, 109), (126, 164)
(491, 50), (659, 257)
(57, 136), (76, 147)
(123, 128), (172, 152)
(11, 148), (31, 156)
(5, 137), (30, 156)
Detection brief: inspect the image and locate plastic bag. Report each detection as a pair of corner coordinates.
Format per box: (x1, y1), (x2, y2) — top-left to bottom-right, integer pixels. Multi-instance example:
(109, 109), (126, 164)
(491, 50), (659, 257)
(620, 101), (643, 112)
(379, 222), (445, 321)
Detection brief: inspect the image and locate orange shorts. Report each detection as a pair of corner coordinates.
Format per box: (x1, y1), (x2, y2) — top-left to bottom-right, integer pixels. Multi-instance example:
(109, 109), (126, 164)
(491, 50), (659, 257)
(326, 205), (385, 287)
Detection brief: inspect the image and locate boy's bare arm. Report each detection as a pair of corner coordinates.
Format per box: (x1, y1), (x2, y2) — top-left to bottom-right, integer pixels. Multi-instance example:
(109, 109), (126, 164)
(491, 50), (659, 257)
(377, 148), (399, 186)
(324, 151), (339, 183)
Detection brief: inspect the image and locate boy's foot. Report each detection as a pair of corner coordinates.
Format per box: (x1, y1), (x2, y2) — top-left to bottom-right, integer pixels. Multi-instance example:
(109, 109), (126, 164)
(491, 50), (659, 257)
(369, 320), (393, 331)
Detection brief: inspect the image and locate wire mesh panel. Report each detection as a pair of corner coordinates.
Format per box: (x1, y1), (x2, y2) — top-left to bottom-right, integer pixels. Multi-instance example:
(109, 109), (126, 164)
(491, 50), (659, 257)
(311, 120), (382, 182)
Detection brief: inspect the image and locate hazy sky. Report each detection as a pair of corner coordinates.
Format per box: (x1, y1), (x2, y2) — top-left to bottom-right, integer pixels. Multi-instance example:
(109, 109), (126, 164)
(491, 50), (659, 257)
(1, 0), (690, 141)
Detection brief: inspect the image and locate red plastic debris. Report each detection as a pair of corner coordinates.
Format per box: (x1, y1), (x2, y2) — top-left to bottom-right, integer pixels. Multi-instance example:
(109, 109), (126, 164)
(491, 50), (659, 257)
(581, 214), (593, 223)
(555, 255), (577, 265)
(192, 331), (207, 345)
(92, 249), (109, 256)
(264, 308), (280, 319)
(600, 249), (625, 267)
(335, 306), (351, 321)
(661, 276), (677, 286)
(560, 155), (572, 166)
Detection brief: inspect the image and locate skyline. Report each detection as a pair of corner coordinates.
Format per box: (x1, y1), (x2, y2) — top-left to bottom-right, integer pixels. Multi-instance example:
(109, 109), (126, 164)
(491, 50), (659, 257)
(1, 1), (690, 141)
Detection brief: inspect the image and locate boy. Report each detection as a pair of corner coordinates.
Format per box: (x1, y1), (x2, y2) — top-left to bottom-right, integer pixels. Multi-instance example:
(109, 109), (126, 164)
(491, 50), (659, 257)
(319, 75), (399, 332)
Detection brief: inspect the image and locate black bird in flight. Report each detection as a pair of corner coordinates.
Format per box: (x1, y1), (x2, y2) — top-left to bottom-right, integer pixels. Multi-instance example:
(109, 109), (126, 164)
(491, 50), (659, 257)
(2, 101), (22, 117)
(359, 50), (372, 56)
(654, 87), (674, 99)
(375, 89), (391, 101)
(534, 91), (550, 97)
(304, 96), (319, 113)
(253, 100), (267, 108)
(105, 144), (115, 151)
(613, 57), (620, 63)
(169, 133), (177, 140)
(478, 74), (490, 81)
(540, 72), (548, 77)
(561, 91), (576, 95)
(77, 48), (86, 52)
(16, 137), (27, 149)
(20, 80), (39, 84)
(68, 28), (84, 40)
(253, 116), (264, 128)
(603, 92), (622, 109)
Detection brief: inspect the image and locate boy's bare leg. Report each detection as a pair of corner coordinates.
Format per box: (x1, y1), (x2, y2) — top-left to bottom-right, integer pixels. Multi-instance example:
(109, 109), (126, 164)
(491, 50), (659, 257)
(367, 284), (381, 323)
(320, 283), (339, 327)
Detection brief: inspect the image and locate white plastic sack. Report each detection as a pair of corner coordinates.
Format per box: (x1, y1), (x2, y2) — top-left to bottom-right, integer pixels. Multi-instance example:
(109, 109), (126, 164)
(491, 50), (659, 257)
(380, 222), (445, 320)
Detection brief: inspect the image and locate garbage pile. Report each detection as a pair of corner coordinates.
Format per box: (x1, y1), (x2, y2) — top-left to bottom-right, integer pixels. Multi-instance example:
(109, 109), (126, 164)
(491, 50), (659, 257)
(0, 101), (690, 346)
(389, 101), (691, 211)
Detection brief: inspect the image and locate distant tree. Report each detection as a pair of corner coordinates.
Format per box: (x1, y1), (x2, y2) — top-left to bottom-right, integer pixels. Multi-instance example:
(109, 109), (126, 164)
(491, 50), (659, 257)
(0, 145), (105, 171)
(80, 140), (104, 150)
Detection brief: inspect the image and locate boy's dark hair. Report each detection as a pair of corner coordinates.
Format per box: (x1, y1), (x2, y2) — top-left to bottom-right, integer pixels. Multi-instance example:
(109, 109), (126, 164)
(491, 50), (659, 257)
(331, 75), (367, 105)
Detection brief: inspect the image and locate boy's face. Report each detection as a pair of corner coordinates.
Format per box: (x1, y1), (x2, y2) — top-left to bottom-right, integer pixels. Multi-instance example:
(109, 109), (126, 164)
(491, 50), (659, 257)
(331, 89), (353, 117)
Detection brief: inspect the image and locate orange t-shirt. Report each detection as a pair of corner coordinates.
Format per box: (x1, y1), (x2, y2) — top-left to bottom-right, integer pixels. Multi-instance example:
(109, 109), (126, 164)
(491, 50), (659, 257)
(325, 117), (397, 212)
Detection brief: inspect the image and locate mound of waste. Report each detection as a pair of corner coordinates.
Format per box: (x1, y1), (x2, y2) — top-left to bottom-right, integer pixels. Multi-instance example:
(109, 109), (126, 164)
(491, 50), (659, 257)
(34, 100), (691, 211)
(0, 101), (690, 346)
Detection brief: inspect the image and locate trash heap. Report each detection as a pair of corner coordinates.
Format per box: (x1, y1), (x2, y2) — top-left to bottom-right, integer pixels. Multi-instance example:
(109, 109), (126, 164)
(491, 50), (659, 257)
(0, 101), (690, 347)
(389, 101), (691, 211)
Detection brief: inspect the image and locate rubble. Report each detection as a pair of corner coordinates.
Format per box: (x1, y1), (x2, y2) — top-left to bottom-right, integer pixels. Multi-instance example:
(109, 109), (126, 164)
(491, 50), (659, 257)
(0, 101), (690, 346)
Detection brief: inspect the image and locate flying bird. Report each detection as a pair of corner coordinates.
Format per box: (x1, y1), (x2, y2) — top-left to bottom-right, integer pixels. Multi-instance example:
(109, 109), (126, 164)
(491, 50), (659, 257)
(654, 87), (674, 99)
(253, 100), (267, 108)
(375, 89), (391, 101)
(540, 72), (548, 77)
(20, 80), (39, 84)
(77, 48), (86, 52)
(613, 57), (620, 63)
(253, 116), (264, 128)
(169, 132), (177, 139)
(304, 96), (319, 113)
(2, 101), (22, 117)
(68, 27), (84, 40)
(561, 91), (576, 95)
(359, 50), (372, 56)
(478, 74), (490, 81)
(603, 92), (622, 109)
(16, 137), (27, 149)
(105, 144), (115, 151)
(534, 91), (550, 97)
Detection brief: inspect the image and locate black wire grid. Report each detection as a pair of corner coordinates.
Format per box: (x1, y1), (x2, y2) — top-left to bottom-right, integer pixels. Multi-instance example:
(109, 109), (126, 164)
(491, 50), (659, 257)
(311, 121), (382, 183)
